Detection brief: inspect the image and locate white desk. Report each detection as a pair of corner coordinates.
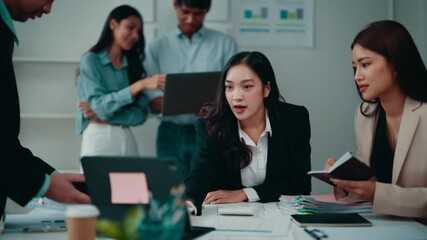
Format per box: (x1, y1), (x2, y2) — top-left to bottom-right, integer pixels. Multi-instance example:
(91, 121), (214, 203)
(311, 214), (427, 240)
(2, 204), (427, 240)
(191, 203), (427, 240)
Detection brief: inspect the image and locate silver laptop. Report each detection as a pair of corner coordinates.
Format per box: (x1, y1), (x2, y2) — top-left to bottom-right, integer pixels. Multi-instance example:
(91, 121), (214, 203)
(162, 71), (222, 116)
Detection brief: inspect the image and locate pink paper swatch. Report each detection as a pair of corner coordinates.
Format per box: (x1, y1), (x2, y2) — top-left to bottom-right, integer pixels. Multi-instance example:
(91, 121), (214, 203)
(109, 172), (149, 204)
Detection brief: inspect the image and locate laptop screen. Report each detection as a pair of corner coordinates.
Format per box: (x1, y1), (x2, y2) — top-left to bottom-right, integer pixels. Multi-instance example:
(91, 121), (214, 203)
(162, 71), (222, 116)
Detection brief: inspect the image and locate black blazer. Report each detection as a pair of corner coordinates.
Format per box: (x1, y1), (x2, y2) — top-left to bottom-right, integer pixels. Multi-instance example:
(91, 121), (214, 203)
(185, 102), (312, 214)
(0, 17), (55, 216)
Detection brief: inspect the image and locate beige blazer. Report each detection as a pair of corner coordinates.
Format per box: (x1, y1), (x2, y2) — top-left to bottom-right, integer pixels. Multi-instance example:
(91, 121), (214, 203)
(354, 97), (427, 219)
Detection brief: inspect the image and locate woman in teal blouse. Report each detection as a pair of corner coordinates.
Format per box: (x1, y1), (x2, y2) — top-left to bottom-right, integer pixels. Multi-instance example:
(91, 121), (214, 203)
(76, 5), (165, 156)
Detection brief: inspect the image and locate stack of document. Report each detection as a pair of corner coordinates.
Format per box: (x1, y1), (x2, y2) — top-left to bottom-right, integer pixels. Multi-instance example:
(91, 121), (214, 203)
(279, 195), (372, 214)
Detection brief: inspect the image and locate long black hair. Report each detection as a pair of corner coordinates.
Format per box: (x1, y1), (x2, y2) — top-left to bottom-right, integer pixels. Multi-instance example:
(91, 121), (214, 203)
(351, 20), (427, 115)
(89, 5), (146, 84)
(205, 51), (284, 170)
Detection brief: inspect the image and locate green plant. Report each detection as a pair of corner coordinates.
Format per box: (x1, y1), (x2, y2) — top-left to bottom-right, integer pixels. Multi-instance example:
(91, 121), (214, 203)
(96, 185), (186, 240)
(96, 205), (145, 240)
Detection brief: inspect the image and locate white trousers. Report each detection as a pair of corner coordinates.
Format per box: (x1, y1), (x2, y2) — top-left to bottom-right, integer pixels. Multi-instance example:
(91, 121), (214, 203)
(81, 123), (139, 157)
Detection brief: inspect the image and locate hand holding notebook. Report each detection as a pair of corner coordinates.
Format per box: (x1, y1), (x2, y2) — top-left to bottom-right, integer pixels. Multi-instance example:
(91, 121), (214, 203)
(307, 151), (375, 185)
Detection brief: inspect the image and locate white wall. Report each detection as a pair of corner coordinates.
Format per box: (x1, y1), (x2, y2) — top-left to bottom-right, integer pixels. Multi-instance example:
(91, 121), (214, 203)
(395, 0), (427, 62)
(14, 0), (426, 193)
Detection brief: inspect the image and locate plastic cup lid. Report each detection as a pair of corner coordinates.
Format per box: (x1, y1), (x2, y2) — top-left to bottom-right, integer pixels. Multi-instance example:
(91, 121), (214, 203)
(65, 204), (100, 218)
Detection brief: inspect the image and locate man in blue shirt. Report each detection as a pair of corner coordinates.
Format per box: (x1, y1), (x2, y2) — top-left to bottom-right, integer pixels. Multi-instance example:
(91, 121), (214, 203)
(144, 0), (238, 177)
(0, 0), (90, 229)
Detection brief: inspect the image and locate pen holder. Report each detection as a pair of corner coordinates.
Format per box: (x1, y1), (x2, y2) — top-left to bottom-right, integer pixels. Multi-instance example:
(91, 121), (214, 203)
(138, 218), (185, 240)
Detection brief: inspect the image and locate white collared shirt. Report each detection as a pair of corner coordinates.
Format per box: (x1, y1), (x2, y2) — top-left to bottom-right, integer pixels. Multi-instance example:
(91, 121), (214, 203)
(238, 111), (272, 202)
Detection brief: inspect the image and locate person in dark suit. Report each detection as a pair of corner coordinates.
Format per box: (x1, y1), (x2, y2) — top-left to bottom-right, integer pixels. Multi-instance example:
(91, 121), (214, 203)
(185, 51), (311, 215)
(0, 0), (90, 227)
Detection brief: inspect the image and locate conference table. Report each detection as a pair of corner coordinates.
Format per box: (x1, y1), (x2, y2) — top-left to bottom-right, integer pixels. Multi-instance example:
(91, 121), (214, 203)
(2, 202), (427, 240)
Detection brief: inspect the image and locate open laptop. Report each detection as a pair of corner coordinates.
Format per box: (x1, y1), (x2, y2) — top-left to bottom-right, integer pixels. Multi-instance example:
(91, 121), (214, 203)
(162, 71), (222, 116)
(81, 156), (214, 239)
(81, 156), (181, 220)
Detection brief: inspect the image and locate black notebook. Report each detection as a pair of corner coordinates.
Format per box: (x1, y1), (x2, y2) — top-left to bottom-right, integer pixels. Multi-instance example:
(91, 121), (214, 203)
(307, 151), (375, 185)
(290, 213), (372, 227)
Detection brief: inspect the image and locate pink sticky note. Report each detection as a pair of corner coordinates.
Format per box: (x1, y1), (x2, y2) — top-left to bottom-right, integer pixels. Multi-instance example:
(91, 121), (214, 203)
(109, 172), (149, 204)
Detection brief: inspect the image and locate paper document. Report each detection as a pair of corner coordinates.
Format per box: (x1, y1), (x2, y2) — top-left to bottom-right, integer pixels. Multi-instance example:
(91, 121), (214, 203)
(192, 202), (288, 234)
(279, 195), (372, 214)
(192, 216), (289, 233)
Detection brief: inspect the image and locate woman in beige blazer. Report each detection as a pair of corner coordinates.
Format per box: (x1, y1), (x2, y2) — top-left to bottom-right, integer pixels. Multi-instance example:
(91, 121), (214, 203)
(325, 20), (427, 222)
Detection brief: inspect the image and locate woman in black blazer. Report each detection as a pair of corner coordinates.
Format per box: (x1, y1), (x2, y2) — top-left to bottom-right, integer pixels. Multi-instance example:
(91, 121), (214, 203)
(185, 51), (311, 215)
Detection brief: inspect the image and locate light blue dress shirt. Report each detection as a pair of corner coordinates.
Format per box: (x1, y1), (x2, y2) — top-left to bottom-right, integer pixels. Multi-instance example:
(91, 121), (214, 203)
(76, 49), (149, 134)
(144, 26), (238, 124)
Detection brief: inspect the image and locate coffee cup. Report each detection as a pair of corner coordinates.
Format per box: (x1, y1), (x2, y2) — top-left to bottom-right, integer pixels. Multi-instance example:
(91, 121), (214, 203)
(65, 204), (99, 240)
